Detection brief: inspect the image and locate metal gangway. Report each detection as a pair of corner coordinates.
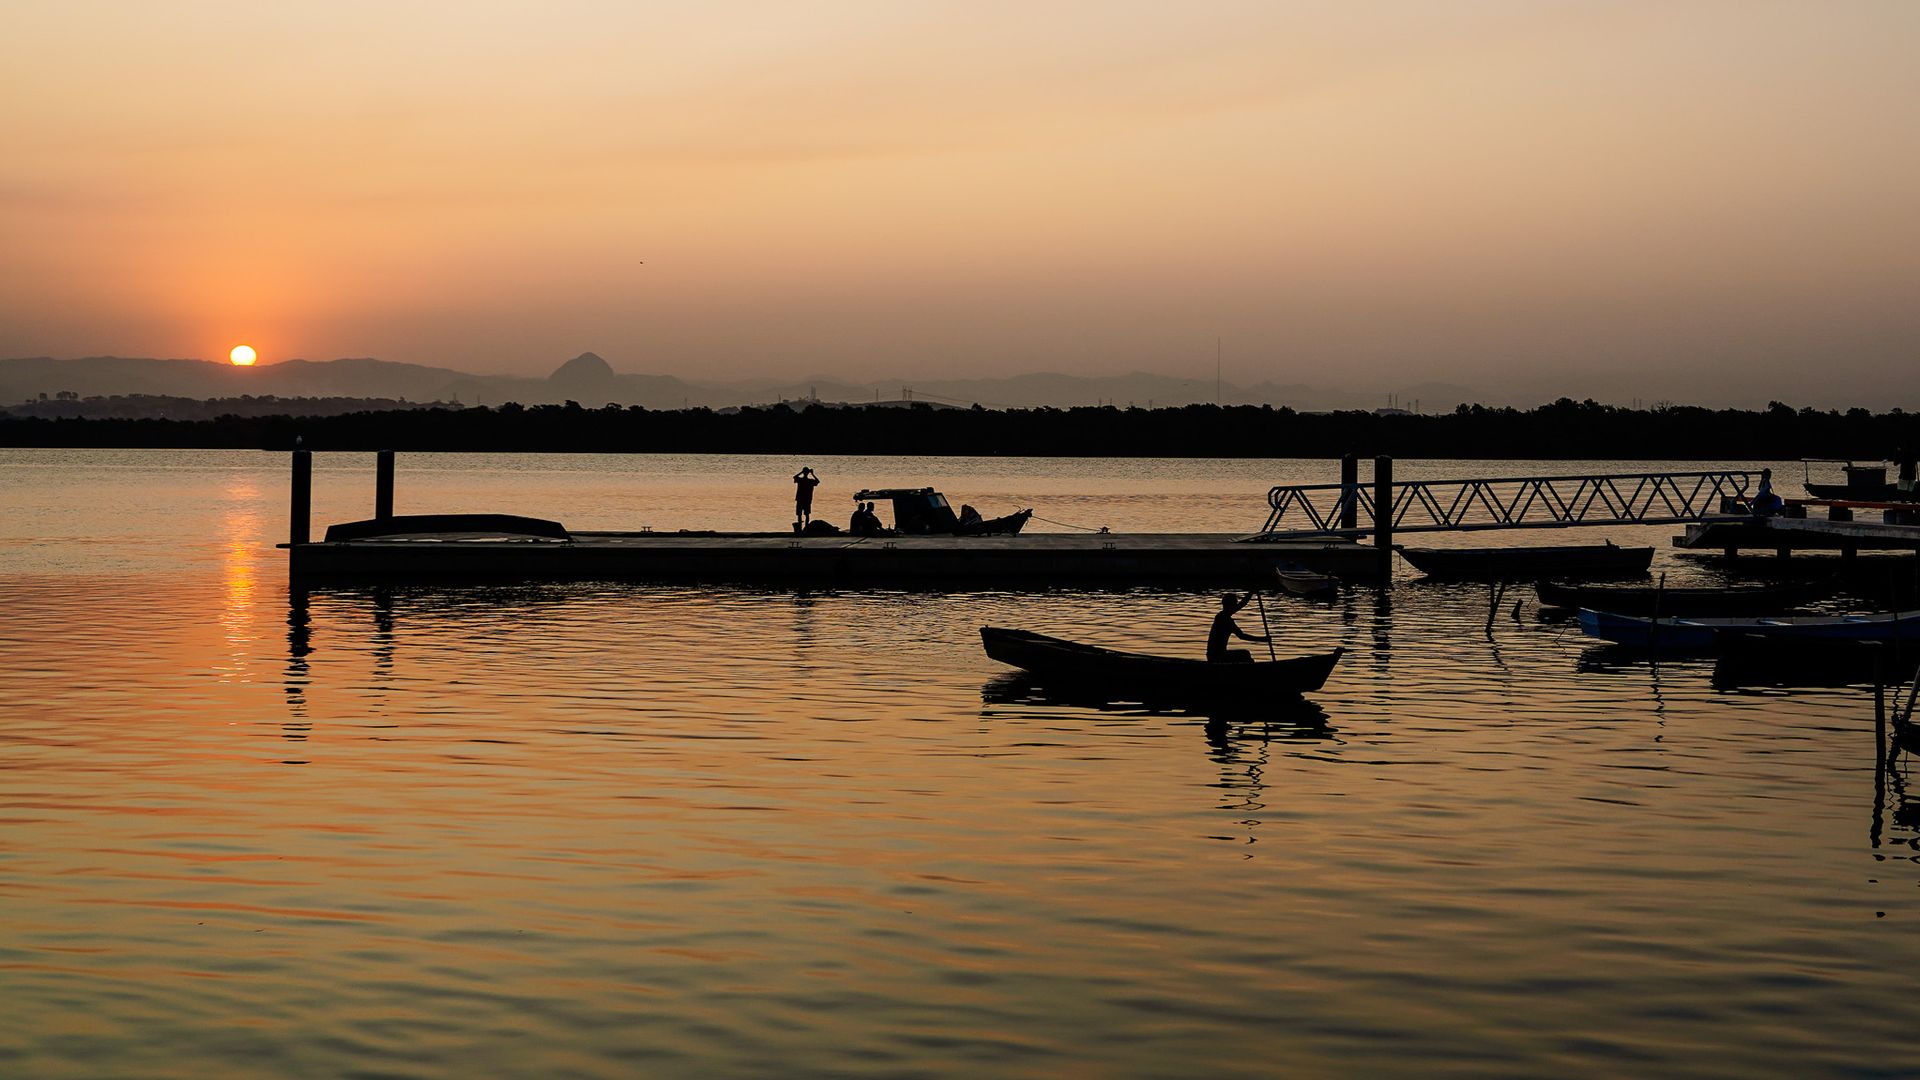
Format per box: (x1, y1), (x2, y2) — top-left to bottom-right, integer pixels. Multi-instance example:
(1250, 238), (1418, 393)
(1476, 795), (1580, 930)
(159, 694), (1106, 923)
(1260, 467), (1756, 538)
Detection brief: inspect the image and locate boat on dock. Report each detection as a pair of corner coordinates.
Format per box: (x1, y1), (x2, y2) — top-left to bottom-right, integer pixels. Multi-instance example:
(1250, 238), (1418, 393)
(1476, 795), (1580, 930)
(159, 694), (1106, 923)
(1535, 577), (1831, 617)
(1577, 608), (1920, 649)
(980, 627), (1341, 698)
(853, 488), (1032, 536)
(1401, 542), (1653, 580)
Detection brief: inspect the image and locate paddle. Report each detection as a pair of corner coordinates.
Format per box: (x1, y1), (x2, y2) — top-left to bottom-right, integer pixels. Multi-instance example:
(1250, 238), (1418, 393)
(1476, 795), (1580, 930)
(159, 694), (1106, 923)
(1252, 590), (1278, 661)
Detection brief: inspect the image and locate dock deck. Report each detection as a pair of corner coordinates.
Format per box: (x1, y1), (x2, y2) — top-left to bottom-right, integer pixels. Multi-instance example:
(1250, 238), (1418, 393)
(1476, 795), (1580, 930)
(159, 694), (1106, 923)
(288, 530), (1381, 584)
(1678, 516), (1920, 553)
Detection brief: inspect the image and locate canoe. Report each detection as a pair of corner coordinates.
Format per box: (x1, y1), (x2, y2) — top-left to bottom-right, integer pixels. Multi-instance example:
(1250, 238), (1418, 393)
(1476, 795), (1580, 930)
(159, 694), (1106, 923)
(1401, 543), (1653, 580)
(979, 626), (1340, 697)
(1577, 608), (1920, 649)
(1536, 577), (1831, 617)
(1276, 567), (1339, 597)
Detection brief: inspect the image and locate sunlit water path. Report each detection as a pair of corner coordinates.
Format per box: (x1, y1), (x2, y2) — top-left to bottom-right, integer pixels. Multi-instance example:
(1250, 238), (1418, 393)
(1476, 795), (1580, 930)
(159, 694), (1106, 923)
(2, 450), (1916, 1078)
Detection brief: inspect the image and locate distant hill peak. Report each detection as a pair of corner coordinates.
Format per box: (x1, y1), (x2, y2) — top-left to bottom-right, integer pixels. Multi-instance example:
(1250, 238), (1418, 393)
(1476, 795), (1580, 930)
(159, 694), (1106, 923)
(550, 352), (614, 382)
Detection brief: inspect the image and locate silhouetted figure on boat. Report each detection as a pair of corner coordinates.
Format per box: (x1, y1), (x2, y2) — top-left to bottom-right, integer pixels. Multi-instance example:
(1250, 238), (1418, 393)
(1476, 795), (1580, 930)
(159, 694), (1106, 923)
(850, 501), (885, 536)
(1750, 468), (1782, 518)
(793, 467), (820, 526)
(1207, 593), (1270, 663)
(1898, 448), (1916, 495)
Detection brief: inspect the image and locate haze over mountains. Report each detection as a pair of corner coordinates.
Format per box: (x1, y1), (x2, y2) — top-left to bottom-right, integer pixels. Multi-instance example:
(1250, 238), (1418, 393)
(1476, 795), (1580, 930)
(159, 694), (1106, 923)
(4, 353), (1494, 415)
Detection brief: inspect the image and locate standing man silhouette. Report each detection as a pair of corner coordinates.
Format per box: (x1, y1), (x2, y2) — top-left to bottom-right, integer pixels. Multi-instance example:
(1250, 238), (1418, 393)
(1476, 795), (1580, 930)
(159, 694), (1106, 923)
(793, 467), (821, 528)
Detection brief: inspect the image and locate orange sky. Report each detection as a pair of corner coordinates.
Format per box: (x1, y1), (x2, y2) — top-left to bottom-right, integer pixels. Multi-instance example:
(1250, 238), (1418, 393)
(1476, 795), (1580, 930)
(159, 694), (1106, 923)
(2, 1), (1915, 399)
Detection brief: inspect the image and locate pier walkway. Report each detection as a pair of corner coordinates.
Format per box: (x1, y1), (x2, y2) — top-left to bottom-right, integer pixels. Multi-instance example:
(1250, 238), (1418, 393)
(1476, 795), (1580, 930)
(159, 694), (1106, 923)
(1261, 467), (1756, 538)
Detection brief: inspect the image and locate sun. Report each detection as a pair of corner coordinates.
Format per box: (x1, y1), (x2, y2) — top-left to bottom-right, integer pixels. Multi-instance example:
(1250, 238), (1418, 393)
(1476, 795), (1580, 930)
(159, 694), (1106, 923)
(229, 344), (257, 366)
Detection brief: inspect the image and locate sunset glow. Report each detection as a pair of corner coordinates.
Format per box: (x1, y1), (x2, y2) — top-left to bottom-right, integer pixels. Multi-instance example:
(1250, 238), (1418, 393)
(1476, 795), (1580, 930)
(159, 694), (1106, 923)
(1, 2), (1916, 403)
(229, 345), (256, 367)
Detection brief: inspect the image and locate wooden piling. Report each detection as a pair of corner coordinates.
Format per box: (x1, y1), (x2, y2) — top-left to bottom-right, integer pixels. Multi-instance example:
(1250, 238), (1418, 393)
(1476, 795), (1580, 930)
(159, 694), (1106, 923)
(1373, 455), (1394, 577)
(290, 450), (312, 546)
(1340, 453), (1358, 532)
(375, 450), (395, 521)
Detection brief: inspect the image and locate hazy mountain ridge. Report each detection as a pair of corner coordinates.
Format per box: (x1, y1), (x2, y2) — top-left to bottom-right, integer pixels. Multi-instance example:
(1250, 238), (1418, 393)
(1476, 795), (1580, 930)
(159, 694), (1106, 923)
(0, 353), (1506, 415)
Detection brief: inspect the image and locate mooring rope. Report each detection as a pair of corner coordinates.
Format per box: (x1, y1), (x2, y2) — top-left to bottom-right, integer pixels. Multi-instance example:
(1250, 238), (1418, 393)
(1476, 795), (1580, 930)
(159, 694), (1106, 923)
(1029, 514), (1110, 533)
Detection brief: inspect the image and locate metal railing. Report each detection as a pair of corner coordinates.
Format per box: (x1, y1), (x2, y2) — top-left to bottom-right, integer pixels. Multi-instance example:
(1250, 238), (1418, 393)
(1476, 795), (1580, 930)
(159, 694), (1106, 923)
(1260, 470), (1756, 537)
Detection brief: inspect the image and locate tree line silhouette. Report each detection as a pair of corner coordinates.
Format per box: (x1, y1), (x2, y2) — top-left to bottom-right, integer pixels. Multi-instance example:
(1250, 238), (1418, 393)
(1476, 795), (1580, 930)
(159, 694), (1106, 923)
(1, 398), (1915, 459)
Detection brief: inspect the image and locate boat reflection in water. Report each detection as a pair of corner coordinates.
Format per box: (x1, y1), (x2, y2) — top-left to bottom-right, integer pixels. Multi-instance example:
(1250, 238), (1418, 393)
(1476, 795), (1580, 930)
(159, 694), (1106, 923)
(980, 672), (1335, 748)
(1714, 639), (1920, 692)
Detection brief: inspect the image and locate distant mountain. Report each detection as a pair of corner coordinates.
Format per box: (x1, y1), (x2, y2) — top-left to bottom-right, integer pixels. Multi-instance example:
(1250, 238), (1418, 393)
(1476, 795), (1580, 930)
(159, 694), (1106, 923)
(0, 353), (1488, 415)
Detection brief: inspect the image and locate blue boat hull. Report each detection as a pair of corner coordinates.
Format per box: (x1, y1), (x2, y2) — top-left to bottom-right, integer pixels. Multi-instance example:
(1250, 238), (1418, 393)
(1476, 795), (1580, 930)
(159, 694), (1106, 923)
(1579, 608), (1920, 649)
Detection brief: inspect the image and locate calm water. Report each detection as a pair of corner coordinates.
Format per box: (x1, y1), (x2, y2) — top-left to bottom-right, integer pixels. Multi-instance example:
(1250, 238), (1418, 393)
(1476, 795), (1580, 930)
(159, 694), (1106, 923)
(3, 450), (1917, 1079)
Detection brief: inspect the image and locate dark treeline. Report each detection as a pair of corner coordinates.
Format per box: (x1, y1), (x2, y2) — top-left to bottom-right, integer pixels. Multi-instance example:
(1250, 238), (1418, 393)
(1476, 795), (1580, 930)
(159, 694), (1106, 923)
(2, 398), (1916, 459)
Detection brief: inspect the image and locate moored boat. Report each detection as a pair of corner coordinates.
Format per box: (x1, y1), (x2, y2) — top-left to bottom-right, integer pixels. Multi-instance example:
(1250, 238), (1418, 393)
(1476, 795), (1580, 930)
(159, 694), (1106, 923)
(1401, 542), (1653, 580)
(1536, 577), (1831, 617)
(1577, 608), (1920, 649)
(1276, 566), (1339, 597)
(980, 626), (1340, 697)
(854, 488), (1032, 536)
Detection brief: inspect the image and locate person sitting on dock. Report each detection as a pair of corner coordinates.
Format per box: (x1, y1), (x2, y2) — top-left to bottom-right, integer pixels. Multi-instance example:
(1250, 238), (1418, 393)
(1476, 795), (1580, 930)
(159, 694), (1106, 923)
(1207, 593), (1271, 663)
(850, 501), (881, 535)
(793, 467), (821, 527)
(1749, 468), (1783, 518)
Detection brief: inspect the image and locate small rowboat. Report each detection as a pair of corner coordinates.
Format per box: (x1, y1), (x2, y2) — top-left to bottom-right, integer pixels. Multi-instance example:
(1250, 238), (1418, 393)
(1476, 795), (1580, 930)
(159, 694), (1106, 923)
(1577, 608), (1920, 649)
(1401, 543), (1653, 580)
(1276, 566), (1339, 597)
(980, 627), (1340, 697)
(1535, 577), (1830, 617)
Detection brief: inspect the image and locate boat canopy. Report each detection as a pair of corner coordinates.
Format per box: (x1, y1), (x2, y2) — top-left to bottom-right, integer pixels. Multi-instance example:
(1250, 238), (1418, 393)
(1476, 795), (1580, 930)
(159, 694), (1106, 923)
(851, 487), (959, 534)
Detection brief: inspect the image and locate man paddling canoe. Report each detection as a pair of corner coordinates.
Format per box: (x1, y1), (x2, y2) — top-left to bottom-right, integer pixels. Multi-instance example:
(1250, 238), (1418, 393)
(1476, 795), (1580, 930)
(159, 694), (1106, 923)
(1208, 593), (1271, 663)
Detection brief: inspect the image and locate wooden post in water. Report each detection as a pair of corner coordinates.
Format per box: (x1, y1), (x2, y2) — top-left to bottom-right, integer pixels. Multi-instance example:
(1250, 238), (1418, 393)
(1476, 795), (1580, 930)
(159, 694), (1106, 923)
(375, 450), (395, 521)
(1340, 453), (1358, 533)
(290, 450), (312, 546)
(1373, 455), (1394, 578)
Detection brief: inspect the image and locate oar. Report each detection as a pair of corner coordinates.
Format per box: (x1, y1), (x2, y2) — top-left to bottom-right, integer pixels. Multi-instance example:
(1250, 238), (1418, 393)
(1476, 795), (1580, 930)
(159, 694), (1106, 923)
(1253, 590), (1278, 661)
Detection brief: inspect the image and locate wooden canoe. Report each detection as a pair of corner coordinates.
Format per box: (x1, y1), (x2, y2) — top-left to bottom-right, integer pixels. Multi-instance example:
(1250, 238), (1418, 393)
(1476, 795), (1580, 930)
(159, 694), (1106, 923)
(1276, 567), (1340, 597)
(980, 626), (1340, 697)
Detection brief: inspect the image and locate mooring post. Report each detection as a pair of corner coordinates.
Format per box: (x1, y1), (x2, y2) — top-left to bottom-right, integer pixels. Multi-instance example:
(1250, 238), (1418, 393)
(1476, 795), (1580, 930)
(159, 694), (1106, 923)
(290, 449), (312, 546)
(375, 450), (395, 521)
(1373, 455), (1394, 578)
(1340, 453), (1358, 533)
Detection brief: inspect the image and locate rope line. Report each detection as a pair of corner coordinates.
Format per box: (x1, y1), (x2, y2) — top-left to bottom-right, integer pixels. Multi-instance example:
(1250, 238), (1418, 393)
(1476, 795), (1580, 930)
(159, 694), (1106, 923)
(1028, 513), (1110, 533)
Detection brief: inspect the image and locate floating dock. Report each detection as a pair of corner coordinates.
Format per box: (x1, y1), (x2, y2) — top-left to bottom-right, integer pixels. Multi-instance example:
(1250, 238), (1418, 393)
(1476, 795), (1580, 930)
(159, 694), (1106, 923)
(281, 451), (1380, 585)
(287, 529), (1380, 584)
(1673, 497), (1920, 568)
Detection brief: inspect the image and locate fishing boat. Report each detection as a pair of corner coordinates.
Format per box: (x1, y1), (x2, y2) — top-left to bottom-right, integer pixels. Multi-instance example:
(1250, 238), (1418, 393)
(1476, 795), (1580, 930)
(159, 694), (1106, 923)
(1801, 459), (1920, 502)
(1535, 577), (1831, 617)
(1276, 566), (1339, 597)
(853, 488), (1032, 536)
(979, 627), (1341, 697)
(1577, 608), (1920, 649)
(1400, 542), (1653, 580)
